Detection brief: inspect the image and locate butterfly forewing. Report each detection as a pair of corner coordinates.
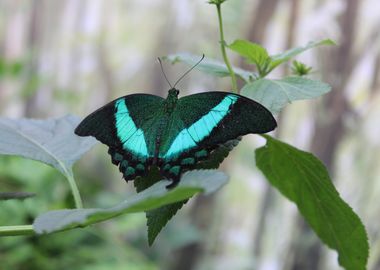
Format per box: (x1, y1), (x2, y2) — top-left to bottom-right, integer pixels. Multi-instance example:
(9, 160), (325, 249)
(160, 93), (238, 159)
(167, 92), (276, 154)
(75, 94), (165, 180)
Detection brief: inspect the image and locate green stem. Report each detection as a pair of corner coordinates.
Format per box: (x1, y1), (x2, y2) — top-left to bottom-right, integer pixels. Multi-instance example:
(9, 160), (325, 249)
(216, 3), (238, 93)
(0, 225), (34, 236)
(65, 169), (83, 209)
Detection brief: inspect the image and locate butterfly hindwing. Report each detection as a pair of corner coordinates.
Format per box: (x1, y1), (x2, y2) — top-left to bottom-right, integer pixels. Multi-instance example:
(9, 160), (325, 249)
(198, 92), (277, 146)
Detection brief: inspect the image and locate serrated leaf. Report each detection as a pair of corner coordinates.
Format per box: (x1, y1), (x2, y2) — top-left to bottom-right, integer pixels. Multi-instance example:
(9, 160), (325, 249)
(133, 166), (187, 245)
(144, 138), (240, 245)
(269, 39), (335, 71)
(146, 200), (187, 245)
(164, 53), (254, 82)
(241, 76), (331, 114)
(228, 39), (270, 70)
(0, 115), (97, 176)
(134, 166), (162, 193)
(256, 135), (369, 270)
(33, 170), (229, 235)
(0, 192), (35, 200)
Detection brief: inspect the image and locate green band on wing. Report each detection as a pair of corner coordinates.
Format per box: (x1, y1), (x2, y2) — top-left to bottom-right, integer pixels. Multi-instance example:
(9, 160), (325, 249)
(115, 99), (149, 158)
(164, 95), (238, 158)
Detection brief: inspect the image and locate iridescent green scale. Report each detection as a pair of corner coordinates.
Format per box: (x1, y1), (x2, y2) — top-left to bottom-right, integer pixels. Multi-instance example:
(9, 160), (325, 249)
(75, 89), (276, 187)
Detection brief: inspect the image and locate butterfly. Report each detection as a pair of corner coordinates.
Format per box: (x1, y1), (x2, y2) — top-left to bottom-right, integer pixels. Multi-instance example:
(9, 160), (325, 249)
(75, 88), (277, 188)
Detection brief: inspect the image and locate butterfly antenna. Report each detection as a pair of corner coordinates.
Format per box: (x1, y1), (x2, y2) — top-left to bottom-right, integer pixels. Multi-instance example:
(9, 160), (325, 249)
(173, 54), (205, 88)
(158, 57), (173, 88)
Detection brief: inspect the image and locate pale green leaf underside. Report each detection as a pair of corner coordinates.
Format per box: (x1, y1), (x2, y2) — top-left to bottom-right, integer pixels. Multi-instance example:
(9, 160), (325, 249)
(164, 53), (255, 82)
(256, 135), (368, 270)
(0, 115), (97, 175)
(270, 39), (335, 70)
(241, 76), (331, 114)
(33, 170), (229, 234)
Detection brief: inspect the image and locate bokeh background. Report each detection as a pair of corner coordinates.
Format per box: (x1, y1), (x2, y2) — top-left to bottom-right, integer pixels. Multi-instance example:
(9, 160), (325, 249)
(1, 0), (380, 269)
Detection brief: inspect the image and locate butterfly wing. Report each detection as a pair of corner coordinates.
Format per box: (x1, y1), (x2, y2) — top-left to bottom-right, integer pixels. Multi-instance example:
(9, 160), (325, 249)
(159, 91), (276, 184)
(75, 94), (165, 180)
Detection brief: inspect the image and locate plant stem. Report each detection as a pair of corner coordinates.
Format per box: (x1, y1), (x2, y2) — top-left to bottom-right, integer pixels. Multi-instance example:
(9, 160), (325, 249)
(216, 3), (238, 93)
(0, 225), (34, 236)
(65, 169), (83, 209)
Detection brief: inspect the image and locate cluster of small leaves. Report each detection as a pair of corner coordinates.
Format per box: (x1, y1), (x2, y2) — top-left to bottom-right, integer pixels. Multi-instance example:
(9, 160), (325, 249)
(291, 60), (313, 76)
(167, 40), (332, 115)
(208, 0), (227, 5)
(228, 39), (334, 77)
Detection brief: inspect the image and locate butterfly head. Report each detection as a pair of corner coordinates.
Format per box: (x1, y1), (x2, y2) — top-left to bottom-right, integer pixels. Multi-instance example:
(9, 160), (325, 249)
(168, 88), (179, 98)
(165, 88), (179, 113)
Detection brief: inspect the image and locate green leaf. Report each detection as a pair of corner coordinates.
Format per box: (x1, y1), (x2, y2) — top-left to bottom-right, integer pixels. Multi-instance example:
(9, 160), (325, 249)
(291, 60), (313, 76)
(142, 139), (240, 245)
(0, 192), (35, 201)
(269, 39), (335, 71)
(33, 170), (229, 235)
(228, 40), (270, 73)
(134, 166), (162, 193)
(241, 76), (331, 114)
(164, 53), (254, 82)
(133, 166), (187, 245)
(0, 115), (97, 208)
(0, 115), (97, 176)
(256, 135), (369, 270)
(134, 166), (186, 245)
(146, 200), (187, 245)
(208, 0), (227, 4)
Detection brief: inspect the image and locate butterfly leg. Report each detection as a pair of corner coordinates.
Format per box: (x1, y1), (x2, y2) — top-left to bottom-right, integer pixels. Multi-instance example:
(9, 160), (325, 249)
(166, 177), (180, 189)
(162, 164), (182, 189)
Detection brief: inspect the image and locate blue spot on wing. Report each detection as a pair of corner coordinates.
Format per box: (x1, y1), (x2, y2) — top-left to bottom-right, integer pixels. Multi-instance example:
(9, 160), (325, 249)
(165, 95), (238, 158)
(115, 99), (149, 158)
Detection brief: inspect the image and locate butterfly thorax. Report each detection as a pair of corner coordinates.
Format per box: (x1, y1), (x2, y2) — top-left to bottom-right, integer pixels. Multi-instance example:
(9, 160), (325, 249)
(164, 88), (179, 113)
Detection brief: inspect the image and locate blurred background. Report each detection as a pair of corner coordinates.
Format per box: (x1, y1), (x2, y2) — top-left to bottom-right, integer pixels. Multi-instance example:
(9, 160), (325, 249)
(0, 0), (379, 269)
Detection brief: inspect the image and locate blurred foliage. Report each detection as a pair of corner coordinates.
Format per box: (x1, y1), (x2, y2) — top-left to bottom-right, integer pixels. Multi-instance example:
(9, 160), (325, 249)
(0, 58), (24, 78)
(0, 156), (158, 269)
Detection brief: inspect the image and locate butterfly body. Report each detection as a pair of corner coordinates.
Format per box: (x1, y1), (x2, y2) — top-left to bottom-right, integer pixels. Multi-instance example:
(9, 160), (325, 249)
(75, 89), (276, 187)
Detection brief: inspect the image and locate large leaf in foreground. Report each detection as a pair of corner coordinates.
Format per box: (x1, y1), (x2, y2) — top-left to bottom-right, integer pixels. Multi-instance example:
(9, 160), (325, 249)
(242, 76), (331, 114)
(165, 53), (255, 82)
(0, 115), (97, 175)
(34, 170), (228, 234)
(256, 135), (368, 270)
